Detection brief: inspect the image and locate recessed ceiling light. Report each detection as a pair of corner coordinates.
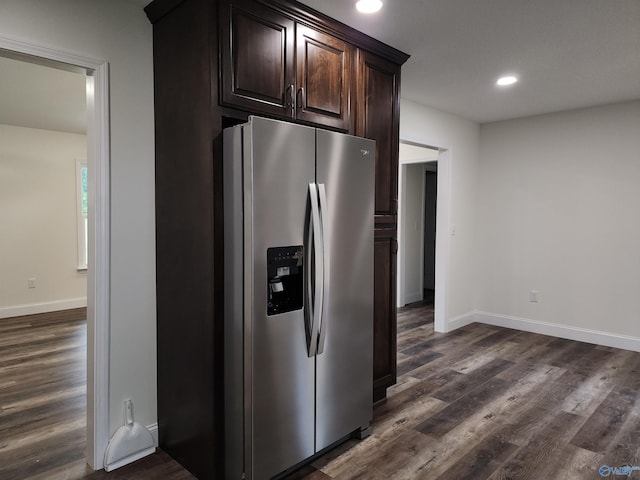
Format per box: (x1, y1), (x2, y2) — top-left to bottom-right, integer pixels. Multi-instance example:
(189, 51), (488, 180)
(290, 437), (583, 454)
(356, 0), (383, 13)
(496, 75), (518, 86)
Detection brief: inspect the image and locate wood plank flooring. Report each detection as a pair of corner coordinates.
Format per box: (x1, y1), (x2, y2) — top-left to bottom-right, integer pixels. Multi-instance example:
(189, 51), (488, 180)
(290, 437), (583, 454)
(285, 301), (640, 480)
(2, 305), (639, 479)
(0, 309), (89, 480)
(0, 309), (196, 480)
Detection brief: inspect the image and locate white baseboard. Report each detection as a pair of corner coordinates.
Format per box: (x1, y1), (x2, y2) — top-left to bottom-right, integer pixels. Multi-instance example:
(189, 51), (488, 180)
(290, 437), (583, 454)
(474, 311), (640, 353)
(437, 311), (475, 333)
(0, 297), (87, 319)
(147, 423), (159, 447)
(404, 292), (424, 305)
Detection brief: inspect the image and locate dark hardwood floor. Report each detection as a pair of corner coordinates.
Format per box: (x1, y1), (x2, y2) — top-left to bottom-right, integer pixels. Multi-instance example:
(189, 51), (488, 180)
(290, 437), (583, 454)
(0, 308), (196, 480)
(286, 301), (640, 480)
(0, 308), (89, 480)
(2, 305), (638, 479)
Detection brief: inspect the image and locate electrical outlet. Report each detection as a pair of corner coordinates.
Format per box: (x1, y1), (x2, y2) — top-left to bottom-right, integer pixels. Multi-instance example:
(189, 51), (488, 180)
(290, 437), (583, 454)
(27, 278), (36, 289)
(529, 290), (539, 303)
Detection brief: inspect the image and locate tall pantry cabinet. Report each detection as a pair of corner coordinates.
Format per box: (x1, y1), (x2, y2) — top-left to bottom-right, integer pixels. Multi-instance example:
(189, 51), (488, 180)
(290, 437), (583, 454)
(144, 0), (408, 477)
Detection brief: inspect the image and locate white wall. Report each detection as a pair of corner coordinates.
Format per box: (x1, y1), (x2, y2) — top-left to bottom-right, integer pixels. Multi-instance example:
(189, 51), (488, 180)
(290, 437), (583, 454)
(0, 124), (87, 315)
(477, 100), (640, 341)
(401, 163), (426, 304)
(400, 99), (480, 328)
(0, 0), (157, 437)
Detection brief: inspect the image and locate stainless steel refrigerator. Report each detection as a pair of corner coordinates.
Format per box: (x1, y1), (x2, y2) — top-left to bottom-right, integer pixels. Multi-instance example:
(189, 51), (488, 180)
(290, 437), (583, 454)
(223, 116), (375, 479)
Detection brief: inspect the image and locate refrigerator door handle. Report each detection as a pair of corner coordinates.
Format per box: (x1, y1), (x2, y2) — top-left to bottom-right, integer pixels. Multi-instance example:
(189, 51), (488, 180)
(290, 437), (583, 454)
(306, 183), (323, 357)
(316, 183), (330, 355)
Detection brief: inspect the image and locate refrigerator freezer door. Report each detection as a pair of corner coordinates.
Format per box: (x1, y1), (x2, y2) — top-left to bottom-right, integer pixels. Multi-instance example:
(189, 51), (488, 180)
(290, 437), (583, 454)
(246, 117), (317, 479)
(315, 130), (375, 450)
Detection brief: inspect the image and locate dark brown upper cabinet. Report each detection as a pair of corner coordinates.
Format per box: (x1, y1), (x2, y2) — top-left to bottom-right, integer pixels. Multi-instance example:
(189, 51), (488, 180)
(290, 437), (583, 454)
(220, 0), (295, 117)
(221, 0), (353, 131)
(356, 50), (401, 216)
(296, 25), (353, 131)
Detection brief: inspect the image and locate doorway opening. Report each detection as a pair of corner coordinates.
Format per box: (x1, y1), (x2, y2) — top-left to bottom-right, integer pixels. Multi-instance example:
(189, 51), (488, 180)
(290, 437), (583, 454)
(397, 142), (439, 308)
(423, 167), (437, 304)
(397, 140), (450, 333)
(0, 36), (110, 470)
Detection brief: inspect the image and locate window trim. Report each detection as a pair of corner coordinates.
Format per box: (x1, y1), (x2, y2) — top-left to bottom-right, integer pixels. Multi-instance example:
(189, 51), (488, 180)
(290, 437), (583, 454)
(76, 159), (88, 271)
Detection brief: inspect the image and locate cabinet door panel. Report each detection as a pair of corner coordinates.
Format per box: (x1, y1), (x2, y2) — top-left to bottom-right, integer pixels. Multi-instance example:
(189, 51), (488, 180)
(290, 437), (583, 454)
(221, 0), (295, 116)
(373, 230), (397, 402)
(296, 25), (353, 131)
(357, 51), (401, 215)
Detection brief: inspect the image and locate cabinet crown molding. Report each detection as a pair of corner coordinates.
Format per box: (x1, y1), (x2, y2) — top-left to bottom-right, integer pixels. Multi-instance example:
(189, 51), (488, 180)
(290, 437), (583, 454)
(261, 0), (409, 65)
(145, 0), (410, 66)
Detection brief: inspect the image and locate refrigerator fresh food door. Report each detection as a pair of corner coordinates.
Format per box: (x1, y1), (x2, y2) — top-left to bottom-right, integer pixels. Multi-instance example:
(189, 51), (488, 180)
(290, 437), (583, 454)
(247, 117), (317, 479)
(315, 129), (375, 450)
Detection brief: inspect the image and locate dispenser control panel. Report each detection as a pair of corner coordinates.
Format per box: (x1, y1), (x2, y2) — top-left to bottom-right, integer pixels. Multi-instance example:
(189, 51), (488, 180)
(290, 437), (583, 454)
(267, 246), (303, 316)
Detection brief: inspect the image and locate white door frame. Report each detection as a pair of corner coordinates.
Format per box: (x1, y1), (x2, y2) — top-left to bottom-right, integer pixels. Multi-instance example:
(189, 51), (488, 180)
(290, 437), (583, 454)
(0, 35), (110, 470)
(433, 149), (451, 333)
(398, 141), (450, 333)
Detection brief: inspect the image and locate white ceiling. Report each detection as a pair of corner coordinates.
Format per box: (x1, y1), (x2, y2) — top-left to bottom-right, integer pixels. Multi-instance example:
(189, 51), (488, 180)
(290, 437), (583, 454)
(399, 142), (438, 163)
(299, 0), (640, 123)
(1, 0), (639, 134)
(0, 55), (86, 134)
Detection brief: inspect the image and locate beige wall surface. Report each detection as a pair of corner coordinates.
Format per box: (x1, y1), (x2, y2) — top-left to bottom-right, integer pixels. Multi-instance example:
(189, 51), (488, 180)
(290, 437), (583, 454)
(0, 124), (87, 313)
(477, 100), (640, 338)
(400, 99), (481, 325)
(401, 163), (426, 304)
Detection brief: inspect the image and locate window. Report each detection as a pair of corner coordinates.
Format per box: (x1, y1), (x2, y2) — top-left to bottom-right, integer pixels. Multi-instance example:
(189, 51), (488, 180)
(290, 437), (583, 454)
(76, 160), (88, 270)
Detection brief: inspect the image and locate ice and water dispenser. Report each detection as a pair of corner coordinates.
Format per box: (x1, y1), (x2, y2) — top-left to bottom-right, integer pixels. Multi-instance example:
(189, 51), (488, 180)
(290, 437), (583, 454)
(267, 246), (304, 316)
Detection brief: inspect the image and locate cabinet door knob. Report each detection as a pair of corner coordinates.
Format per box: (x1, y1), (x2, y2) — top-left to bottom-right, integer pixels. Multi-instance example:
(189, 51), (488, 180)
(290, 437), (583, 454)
(297, 87), (305, 110)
